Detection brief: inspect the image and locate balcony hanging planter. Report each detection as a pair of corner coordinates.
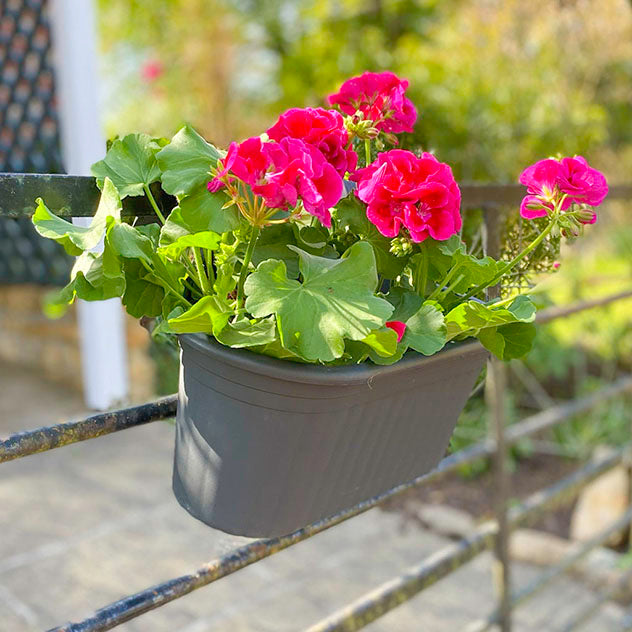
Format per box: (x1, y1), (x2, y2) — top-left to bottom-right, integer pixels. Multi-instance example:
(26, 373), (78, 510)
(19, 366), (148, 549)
(31, 72), (608, 537)
(173, 335), (487, 537)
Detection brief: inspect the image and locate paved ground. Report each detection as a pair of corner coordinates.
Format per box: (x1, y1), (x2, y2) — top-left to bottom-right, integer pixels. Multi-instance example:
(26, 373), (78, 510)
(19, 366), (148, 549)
(0, 363), (629, 632)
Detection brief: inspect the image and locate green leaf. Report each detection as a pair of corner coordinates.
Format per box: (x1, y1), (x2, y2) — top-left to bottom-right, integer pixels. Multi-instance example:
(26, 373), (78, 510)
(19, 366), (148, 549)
(335, 197), (407, 279)
(362, 327), (399, 357)
(214, 317), (278, 348)
(403, 303), (447, 355)
(167, 295), (232, 335)
(384, 287), (423, 322)
(445, 296), (536, 342)
(158, 231), (221, 259)
(108, 222), (154, 263)
(156, 124), (223, 197)
(253, 337), (306, 362)
(137, 223), (161, 245)
(244, 241), (394, 362)
(46, 251), (126, 315)
(252, 225), (300, 278)
(368, 343), (407, 366)
(91, 134), (165, 197)
(506, 294), (538, 320)
(478, 322), (537, 360)
(33, 177), (121, 256)
(293, 224), (330, 253)
(423, 236), (499, 294)
(160, 187), (239, 245)
(214, 261), (237, 297)
(121, 259), (165, 318)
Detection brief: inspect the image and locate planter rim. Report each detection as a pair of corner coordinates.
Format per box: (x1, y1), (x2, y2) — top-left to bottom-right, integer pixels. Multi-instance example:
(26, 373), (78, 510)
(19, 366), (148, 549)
(178, 333), (486, 387)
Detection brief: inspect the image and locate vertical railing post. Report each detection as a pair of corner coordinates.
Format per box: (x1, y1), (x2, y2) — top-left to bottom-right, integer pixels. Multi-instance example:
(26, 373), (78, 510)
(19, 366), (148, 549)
(484, 205), (512, 631)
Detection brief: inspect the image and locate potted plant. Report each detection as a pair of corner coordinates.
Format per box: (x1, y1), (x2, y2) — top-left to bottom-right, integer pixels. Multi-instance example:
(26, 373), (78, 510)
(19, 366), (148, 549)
(32, 72), (608, 537)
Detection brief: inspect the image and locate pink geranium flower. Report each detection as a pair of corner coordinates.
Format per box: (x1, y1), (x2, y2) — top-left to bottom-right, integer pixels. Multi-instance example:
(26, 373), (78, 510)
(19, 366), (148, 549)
(519, 156), (607, 224)
(328, 72), (417, 134)
(267, 107), (358, 177)
(208, 136), (343, 227)
(385, 321), (407, 342)
(351, 150), (461, 243)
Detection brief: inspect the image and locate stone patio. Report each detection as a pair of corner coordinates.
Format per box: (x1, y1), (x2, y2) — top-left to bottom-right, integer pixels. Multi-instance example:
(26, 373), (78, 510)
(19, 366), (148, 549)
(0, 363), (628, 631)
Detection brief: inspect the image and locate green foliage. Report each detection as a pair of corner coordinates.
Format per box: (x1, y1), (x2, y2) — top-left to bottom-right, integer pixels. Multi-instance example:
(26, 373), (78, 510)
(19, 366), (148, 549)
(34, 119), (549, 365)
(33, 178), (121, 255)
(168, 295), (232, 335)
(156, 125), (223, 197)
(214, 317), (278, 348)
(92, 134), (166, 197)
(334, 196), (408, 279)
(244, 242), (394, 362)
(445, 296), (537, 359)
(403, 303), (447, 355)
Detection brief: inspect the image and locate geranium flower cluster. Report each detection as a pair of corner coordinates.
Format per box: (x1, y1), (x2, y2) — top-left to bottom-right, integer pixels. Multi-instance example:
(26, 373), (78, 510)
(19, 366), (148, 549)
(266, 107), (357, 177)
(519, 156), (608, 224)
(208, 134), (344, 227)
(351, 150), (462, 242)
(328, 71), (417, 134)
(208, 71), (606, 250)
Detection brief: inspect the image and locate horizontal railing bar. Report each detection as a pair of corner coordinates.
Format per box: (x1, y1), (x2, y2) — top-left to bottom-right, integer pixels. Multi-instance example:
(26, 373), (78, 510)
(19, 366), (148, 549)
(504, 375), (632, 445)
(0, 174), (171, 220)
(465, 505), (632, 632)
(559, 569), (632, 632)
(536, 289), (632, 324)
(1, 173), (630, 219)
(0, 396), (177, 463)
(303, 448), (627, 632)
(47, 447), (626, 632)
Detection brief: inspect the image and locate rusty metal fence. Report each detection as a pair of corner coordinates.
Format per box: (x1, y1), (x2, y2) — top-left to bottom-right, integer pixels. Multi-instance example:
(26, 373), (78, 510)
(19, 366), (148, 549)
(0, 176), (631, 632)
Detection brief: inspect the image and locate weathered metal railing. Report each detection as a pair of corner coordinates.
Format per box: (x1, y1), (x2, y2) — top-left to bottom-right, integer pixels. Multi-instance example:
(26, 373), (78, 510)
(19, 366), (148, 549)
(1, 174), (631, 632)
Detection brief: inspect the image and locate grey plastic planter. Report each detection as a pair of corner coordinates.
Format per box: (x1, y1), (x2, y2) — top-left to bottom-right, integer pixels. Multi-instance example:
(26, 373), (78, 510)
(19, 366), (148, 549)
(172, 334), (488, 537)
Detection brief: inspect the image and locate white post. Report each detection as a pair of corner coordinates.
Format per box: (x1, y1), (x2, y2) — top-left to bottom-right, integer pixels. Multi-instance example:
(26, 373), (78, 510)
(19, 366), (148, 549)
(49, 0), (129, 410)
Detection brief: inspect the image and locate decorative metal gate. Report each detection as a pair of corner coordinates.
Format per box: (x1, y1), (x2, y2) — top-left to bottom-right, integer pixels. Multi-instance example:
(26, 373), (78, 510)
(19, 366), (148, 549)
(0, 175), (630, 631)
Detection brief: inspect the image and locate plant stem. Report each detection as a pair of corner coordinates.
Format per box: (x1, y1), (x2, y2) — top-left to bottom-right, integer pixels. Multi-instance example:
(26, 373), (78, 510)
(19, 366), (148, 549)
(428, 263), (462, 301)
(462, 219), (557, 301)
(143, 184), (167, 225)
(438, 273), (465, 301)
(236, 225), (261, 308)
(414, 246), (429, 298)
(192, 247), (211, 295)
(205, 249), (215, 286)
(364, 139), (371, 167)
(183, 278), (203, 298)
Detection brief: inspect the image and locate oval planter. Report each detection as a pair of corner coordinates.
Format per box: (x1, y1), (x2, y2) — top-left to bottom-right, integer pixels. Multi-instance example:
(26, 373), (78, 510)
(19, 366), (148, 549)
(172, 334), (488, 537)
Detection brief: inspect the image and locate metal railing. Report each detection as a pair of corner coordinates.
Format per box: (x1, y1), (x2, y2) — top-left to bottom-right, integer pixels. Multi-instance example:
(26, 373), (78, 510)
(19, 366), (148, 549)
(1, 175), (631, 632)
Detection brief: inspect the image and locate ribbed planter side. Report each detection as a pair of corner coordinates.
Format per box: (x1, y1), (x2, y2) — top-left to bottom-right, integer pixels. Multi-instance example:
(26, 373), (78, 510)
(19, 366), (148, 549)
(173, 334), (488, 537)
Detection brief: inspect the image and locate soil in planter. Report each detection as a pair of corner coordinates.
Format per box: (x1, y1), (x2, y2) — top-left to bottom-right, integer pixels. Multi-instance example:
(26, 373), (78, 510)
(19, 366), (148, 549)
(380, 453), (580, 540)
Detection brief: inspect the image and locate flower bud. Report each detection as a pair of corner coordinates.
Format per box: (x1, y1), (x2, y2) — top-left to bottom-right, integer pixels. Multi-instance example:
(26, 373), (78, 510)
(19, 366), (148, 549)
(383, 133), (399, 146)
(575, 208), (597, 224)
(525, 201), (547, 211)
(389, 236), (413, 257)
